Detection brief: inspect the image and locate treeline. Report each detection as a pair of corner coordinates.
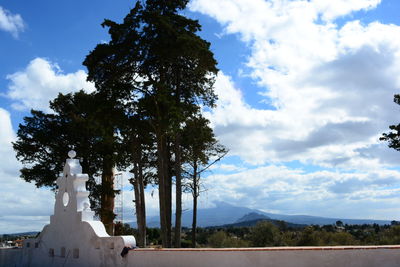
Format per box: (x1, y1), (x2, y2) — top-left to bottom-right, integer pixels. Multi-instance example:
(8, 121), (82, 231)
(116, 221), (400, 247)
(13, 0), (227, 248)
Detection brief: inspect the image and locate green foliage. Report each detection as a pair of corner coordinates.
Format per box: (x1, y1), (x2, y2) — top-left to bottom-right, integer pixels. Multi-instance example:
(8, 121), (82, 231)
(378, 225), (400, 245)
(336, 220), (344, 227)
(13, 109), (69, 188)
(329, 232), (357, 245)
(147, 227), (162, 245)
(152, 223), (400, 248)
(114, 222), (137, 236)
(208, 231), (249, 248)
(381, 94), (400, 150)
(182, 115), (227, 166)
(13, 91), (123, 218)
(180, 239), (192, 248)
(207, 231), (226, 247)
(249, 222), (281, 247)
(297, 226), (323, 246)
(83, 0), (218, 120)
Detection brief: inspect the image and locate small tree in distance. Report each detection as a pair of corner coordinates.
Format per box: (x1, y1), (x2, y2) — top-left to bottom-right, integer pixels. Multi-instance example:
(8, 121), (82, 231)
(381, 94), (400, 150)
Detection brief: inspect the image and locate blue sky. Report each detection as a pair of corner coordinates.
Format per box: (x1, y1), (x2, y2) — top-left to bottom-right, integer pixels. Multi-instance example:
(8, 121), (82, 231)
(2, 0), (400, 233)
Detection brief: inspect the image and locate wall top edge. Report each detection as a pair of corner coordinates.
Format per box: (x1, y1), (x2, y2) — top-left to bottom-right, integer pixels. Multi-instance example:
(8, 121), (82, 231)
(131, 246), (400, 252)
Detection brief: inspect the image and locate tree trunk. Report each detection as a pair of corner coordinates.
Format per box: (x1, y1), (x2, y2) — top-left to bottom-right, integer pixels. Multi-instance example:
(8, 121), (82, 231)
(174, 133), (182, 248)
(191, 161), (198, 248)
(132, 172), (144, 246)
(138, 157), (147, 247)
(131, 142), (147, 248)
(132, 176), (147, 247)
(156, 133), (168, 247)
(165, 144), (172, 247)
(101, 155), (115, 235)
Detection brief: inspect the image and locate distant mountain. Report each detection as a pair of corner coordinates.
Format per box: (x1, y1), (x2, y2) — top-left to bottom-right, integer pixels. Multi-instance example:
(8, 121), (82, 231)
(143, 201), (258, 228)
(260, 213), (391, 226)
(130, 201), (392, 228)
(214, 213), (306, 229)
(1, 232), (39, 237)
(216, 218), (272, 228)
(235, 212), (270, 223)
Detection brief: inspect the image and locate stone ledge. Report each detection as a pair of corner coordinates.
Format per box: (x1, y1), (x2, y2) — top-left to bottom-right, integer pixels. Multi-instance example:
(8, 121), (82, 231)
(133, 245), (400, 252)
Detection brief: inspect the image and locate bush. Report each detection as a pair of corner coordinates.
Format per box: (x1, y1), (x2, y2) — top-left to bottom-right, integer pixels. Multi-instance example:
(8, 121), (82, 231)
(249, 222), (281, 247)
(208, 231), (249, 248)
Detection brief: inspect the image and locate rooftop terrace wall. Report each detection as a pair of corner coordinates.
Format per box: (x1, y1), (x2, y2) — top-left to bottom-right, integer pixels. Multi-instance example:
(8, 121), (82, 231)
(126, 246), (400, 267)
(2, 245), (400, 266)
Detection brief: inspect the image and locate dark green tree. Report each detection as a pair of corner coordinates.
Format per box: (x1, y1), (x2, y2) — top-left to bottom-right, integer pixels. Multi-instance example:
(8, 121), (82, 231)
(381, 95), (400, 150)
(120, 111), (157, 247)
(207, 231), (249, 248)
(336, 220), (344, 227)
(249, 221), (281, 247)
(182, 115), (228, 247)
(83, 0), (219, 247)
(297, 226), (321, 246)
(13, 91), (125, 235)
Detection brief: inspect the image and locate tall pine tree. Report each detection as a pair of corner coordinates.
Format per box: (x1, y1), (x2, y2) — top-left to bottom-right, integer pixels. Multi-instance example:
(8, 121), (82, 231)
(83, 0), (218, 247)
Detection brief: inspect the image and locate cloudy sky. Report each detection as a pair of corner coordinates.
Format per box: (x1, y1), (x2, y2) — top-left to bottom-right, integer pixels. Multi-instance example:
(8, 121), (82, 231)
(2, 0), (400, 233)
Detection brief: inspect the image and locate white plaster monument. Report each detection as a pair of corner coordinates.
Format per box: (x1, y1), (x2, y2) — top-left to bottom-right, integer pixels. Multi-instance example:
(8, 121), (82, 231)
(20, 151), (136, 266)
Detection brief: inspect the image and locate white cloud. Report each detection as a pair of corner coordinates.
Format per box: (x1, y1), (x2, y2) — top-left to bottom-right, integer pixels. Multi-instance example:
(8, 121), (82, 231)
(0, 108), (54, 233)
(0, 109), (19, 175)
(202, 164), (400, 219)
(0, 6), (25, 38)
(189, 0), (400, 218)
(211, 163), (246, 172)
(313, 0), (381, 21)
(193, 0), (400, 171)
(0, 108), (15, 149)
(5, 57), (96, 112)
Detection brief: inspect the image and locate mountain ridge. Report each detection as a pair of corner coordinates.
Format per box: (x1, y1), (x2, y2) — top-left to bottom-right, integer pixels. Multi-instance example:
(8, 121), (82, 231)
(132, 201), (392, 228)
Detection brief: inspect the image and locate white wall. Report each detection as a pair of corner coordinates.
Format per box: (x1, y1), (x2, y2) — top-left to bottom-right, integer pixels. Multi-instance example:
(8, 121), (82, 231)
(123, 246), (400, 267)
(15, 154), (135, 267)
(3, 245), (400, 267)
(0, 248), (22, 266)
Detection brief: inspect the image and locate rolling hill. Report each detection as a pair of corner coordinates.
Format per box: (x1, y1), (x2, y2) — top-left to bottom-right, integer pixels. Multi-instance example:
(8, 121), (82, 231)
(130, 201), (392, 228)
